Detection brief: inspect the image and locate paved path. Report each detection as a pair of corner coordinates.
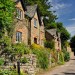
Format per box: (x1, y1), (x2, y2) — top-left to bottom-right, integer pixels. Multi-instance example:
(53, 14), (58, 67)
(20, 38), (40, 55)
(39, 56), (75, 75)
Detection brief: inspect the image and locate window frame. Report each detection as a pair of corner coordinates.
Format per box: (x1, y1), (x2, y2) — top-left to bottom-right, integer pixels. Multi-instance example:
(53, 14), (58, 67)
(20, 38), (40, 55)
(16, 31), (22, 42)
(16, 8), (23, 20)
(34, 18), (37, 28)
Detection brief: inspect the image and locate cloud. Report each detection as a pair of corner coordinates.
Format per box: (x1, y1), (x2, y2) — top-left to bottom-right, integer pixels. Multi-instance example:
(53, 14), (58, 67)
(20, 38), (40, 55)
(66, 24), (75, 36)
(69, 18), (75, 21)
(48, 0), (52, 2)
(49, 0), (69, 10)
(52, 3), (66, 10)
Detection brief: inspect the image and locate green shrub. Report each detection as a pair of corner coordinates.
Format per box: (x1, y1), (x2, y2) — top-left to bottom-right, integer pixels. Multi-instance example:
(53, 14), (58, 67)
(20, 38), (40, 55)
(0, 58), (4, 66)
(20, 71), (28, 75)
(44, 40), (55, 49)
(0, 70), (18, 75)
(31, 45), (50, 69)
(58, 52), (64, 65)
(51, 50), (58, 63)
(12, 43), (30, 56)
(20, 57), (28, 64)
(63, 49), (70, 62)
(37, 50), (49, 69)
(31, 44), (43, 49)
(51, 58), (55, 63)
(64, 51), (70, 62)
(0, 69), (28, 75)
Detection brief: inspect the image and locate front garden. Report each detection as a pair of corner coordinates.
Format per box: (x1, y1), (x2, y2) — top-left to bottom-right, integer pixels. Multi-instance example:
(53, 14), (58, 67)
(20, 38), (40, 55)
(0, 36), (70, 75)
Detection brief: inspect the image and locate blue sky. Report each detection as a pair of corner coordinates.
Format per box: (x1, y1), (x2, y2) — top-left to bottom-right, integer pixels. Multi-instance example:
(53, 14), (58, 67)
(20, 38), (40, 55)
(49, 0), (75, 37)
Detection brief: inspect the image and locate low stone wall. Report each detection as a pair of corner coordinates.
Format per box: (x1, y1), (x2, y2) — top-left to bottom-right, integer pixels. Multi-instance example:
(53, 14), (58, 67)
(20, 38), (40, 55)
(20, 54), (37, 75)
(0, 54), (37, 75)
(67, 47), (74, 59)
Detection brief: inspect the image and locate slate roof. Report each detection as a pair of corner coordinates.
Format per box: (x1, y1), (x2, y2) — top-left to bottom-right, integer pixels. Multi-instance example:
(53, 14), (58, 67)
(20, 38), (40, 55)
(25, 5), (38, 18)
(14, 0), (26, 11)
(46, 29), (57, 38)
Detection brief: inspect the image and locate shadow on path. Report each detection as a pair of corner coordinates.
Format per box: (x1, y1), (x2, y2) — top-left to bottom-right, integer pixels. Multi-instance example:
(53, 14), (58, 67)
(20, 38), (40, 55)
(70, 58), (75, 60)
(64, 72), (75, 75)
(53, 72), (75, 75)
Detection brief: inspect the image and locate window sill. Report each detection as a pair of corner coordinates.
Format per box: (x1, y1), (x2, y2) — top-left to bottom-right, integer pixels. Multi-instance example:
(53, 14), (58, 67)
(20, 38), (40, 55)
(34, 26), (37, 28)
(15, 41), (22, 43)
(16, 17), (23, 21)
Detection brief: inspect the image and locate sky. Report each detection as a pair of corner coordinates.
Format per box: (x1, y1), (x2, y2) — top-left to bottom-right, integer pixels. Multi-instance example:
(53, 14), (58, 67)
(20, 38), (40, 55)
(49, 0), (75, 37)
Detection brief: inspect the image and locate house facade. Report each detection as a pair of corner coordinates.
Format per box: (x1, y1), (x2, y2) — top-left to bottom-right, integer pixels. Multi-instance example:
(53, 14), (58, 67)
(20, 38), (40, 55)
(12, 0), (45, 46)
(45, 29), (61, 51)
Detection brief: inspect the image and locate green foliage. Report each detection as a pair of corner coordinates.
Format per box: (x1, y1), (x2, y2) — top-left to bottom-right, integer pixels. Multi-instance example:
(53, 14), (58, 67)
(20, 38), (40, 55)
(0, 36), (12, 57)
(31, 44), (50, 69)
(51, 50), (58, 63)
(25, 0), (57, 30)
(44, 40), (55, 49)
(64, 52), (70, 62)
(51, 58), (55, 63)
(56, 22), (70, 47)
(12, 43), (30, 57)
(0, 0), (15, 37)
(45, 22), (70, 48)
(63, 49), (70, 62)
(0, 58), (4, 66)
(25, 0), (51, 16)
(58, 52), (64, 65)
(20, 70), (28, 75)
(0, 70), (18, 75)
(0, 36), (11, 46)
(45, 22), (57, 29)
(20, 57), (28, 64)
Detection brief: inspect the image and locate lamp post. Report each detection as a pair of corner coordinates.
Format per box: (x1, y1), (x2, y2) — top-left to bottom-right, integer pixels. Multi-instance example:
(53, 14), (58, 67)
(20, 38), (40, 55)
(17, 60), (20, 75)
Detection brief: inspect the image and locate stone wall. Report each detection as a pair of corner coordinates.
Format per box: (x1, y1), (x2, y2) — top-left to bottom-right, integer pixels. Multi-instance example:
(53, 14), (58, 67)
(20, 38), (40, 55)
(12, 19), (28, 45)
(67, 46), (74, 59)
(31, 12), (40, 45)
(20, 54), (37, 75)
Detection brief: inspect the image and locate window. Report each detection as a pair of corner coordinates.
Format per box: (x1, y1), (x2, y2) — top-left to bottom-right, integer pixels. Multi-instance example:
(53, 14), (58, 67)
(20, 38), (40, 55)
(34, 18), (37, 27)
(16, 32), (22, 42)
(16, 8), (23, 19)
(34, 38), (37, 44)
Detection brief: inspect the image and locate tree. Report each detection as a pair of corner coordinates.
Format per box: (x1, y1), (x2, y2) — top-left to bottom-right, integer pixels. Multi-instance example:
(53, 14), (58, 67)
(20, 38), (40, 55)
(0, 0), (15, 37)
(56, 22), (70, 48)
(25, 0), (57, 28)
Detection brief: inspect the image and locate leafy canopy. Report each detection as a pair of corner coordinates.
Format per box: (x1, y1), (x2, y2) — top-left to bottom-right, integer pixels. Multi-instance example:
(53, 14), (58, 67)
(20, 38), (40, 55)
(0, 0), (15, 37)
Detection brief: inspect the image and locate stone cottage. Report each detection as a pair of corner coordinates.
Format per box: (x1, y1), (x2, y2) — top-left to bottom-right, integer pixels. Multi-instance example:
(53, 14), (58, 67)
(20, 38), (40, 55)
(12, 0), (45, 46)
(45, 29), (61, 51)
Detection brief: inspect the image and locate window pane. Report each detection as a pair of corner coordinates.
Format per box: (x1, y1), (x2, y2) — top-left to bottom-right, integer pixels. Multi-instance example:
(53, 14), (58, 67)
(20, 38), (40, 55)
(16, 32), (22, 42)
(34, 18), (37, 27)
(16, 8), (22, 19)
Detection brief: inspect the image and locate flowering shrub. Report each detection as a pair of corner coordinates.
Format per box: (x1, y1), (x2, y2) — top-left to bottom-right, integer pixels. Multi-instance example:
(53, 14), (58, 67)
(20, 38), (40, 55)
(31, 44), (50, 69)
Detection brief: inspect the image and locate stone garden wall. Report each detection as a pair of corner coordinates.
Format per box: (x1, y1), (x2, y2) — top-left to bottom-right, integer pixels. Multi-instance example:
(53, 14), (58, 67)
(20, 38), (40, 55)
(20, 54), (37, 75)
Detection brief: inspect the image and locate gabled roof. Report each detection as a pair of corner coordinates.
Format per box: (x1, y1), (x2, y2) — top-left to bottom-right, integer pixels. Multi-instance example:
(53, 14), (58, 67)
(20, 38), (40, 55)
(25, 5), (38, 18)
(46, 29), (57, 38)
(14, 0), (26, 11)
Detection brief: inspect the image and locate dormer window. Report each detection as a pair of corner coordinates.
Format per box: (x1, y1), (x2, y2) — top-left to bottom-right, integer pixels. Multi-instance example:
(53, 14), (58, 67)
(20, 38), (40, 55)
(34, 18), (37, 27)
(16, 8), (23, 20)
